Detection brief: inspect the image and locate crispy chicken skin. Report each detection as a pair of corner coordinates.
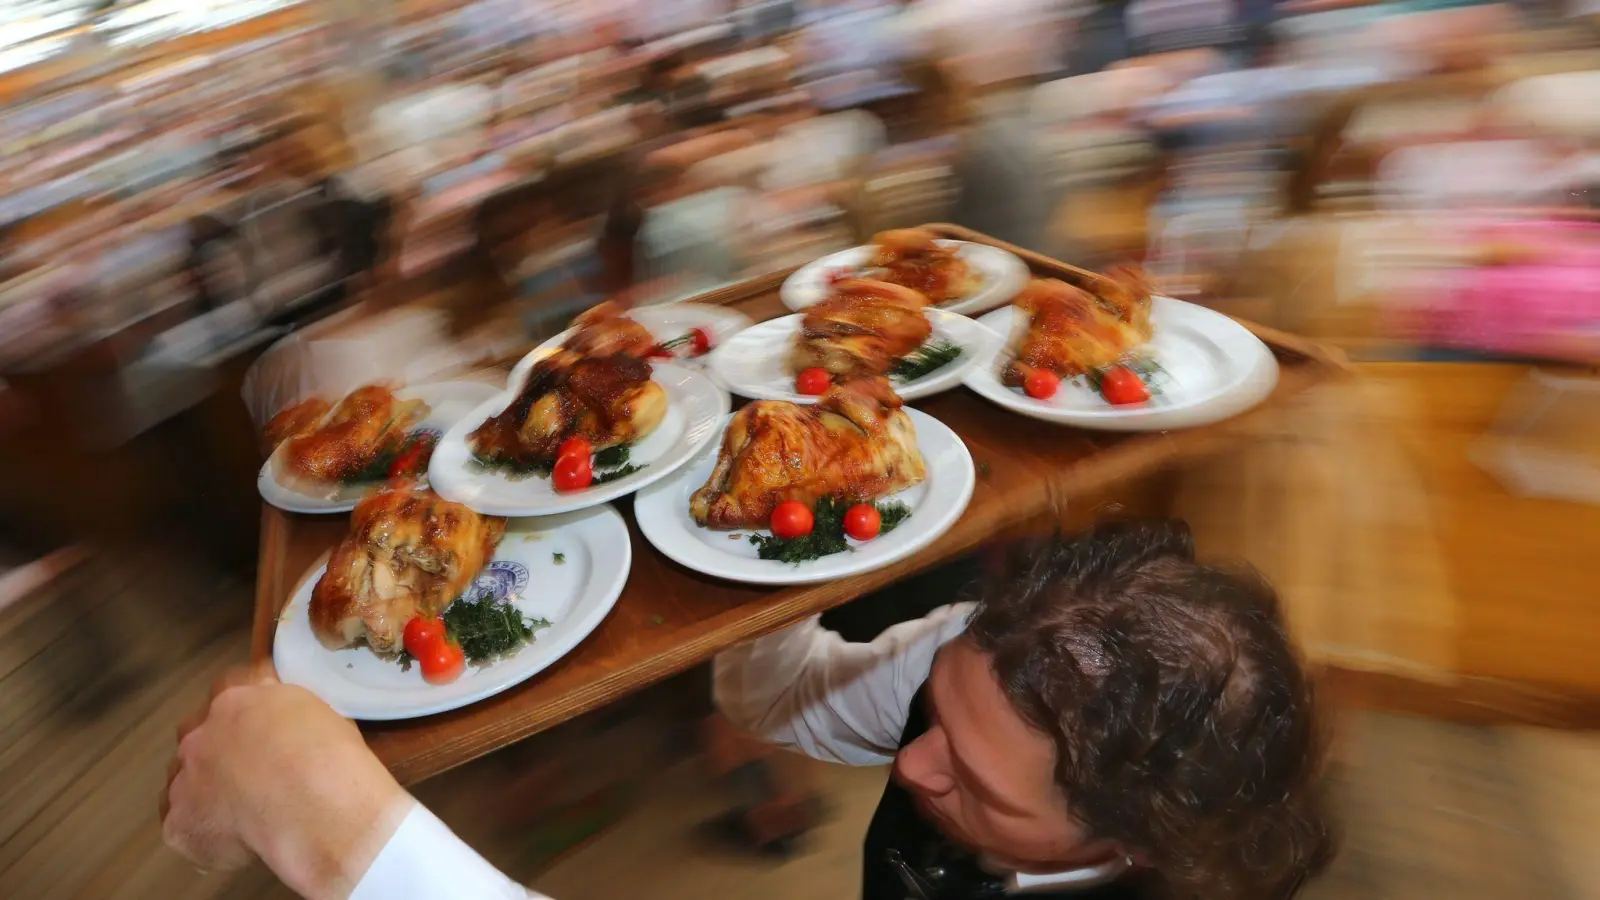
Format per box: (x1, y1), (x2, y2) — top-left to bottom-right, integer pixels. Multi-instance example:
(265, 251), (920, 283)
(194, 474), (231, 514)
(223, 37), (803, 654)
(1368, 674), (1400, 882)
(690, 377), (926, 529)
(867, 228), (979, 306)
(791, 278), (933, 378)
(310, 488), (505, 654)
(471, 350), (666, 464)
(564, 301), (657, 358)
(281, 385), (427, 483)
(1001, 269), (1154, 386)
(263, 396), (332, 455)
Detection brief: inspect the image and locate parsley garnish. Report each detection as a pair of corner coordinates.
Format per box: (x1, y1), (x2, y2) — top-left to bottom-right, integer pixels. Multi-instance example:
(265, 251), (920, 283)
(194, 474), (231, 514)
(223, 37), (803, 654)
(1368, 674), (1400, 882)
(890, 340), (964, 382)
(442, 592), (551, 665)
(341, 432), (437, 484)
(593, 463), (644, 484)
(1081, 358), (1167, 397)
(749, 498), (913, 564)
(470, 452), (555, 478)
(471, 443), (642, 484)
(552, 552), (566, 565)
(594, 444), (631, 469)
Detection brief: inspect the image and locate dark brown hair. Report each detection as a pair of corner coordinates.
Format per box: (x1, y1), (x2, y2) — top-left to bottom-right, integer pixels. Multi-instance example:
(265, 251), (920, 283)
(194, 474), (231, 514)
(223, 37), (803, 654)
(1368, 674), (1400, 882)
(967, 521), (1334, 899)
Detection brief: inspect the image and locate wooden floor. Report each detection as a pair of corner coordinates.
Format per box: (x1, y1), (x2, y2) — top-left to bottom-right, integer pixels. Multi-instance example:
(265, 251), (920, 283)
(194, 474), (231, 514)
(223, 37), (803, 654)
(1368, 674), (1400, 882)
(2, 540), (1598, 900)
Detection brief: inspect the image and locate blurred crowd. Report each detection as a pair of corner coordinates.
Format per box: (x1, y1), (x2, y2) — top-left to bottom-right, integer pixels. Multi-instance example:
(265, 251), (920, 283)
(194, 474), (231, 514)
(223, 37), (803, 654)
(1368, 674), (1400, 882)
(0, 0), (1598, 545)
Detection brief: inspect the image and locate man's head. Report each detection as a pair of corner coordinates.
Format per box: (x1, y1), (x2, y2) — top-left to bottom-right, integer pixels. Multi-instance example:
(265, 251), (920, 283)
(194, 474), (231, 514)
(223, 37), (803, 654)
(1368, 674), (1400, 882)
(894, 521), (1333, 897)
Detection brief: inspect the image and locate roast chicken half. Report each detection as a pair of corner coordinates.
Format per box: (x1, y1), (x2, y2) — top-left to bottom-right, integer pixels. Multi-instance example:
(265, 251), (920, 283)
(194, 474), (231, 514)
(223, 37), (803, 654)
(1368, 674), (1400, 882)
(791, 278), (932, 379)
(867, 228), (979, 306)
(310, 487), (506, 654)
(1001, 267), (1154, 386)
(277, 385), (428, 487)
(562, 301), (657, 358)
(690, 378), (926, 530)
(471, 350), (666, 465)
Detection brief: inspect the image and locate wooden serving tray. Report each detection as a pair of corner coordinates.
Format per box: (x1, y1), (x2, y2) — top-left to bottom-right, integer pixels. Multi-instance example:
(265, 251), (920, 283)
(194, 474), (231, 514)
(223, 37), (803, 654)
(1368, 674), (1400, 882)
(250, 224), (1350, 785)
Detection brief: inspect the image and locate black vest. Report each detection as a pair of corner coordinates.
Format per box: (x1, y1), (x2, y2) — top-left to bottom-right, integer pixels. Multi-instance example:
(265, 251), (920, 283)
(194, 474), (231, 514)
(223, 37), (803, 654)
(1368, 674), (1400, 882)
(861, 685), (1158, 900)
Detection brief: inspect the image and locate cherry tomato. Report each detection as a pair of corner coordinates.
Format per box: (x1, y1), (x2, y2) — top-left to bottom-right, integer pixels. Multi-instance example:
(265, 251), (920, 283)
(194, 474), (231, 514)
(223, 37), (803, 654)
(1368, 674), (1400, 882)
(689, 327), (712, 357)
(552, 453), (594, 492)
(645, 344), (671, 360)
(387, 435), (437, 481)
(403, 616), (448, 659)
(418, 637), (466, 685)
(1099, 366), (1151, 405)
(843, 503), (882, 541)
(770, 501), (815, 539)
(556, 436), (593, 462)
(1023, 368), (1060, 400)
(796, 367), (832, 396)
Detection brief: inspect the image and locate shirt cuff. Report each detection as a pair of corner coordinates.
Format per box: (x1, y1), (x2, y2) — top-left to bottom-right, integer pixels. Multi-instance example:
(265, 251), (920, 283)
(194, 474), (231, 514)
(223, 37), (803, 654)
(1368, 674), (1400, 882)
(351, 800), (543, 900)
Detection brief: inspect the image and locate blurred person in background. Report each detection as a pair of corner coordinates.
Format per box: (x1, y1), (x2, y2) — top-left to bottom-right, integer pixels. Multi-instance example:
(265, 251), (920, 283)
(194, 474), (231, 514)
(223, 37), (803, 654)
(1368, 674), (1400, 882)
(163, 522), (1333, 900)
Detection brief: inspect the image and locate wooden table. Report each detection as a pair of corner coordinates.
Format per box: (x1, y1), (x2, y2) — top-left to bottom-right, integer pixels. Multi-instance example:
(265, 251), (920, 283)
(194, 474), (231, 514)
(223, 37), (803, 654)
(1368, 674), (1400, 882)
(251, 225), (1349, 785)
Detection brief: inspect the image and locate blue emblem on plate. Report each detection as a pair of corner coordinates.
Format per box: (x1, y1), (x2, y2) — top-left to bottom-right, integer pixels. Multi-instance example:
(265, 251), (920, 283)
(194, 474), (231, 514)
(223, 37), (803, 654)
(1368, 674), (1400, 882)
(473, 561), (529, 602)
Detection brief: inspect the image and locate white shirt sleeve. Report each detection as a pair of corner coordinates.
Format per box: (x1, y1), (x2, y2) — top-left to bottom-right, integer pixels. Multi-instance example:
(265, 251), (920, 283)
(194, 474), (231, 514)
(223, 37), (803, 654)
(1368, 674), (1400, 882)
(711, 603), (976, 766)
(351, 800), (544, 900)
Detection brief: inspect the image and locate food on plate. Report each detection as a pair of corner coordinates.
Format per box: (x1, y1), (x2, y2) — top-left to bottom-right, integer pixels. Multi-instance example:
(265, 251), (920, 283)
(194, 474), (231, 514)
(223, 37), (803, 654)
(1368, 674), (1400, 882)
(1001, 267), (1154, 387)
(279, 385), (430, 487)
(470, 350), (666, 470)
(263, 397), (332, 454)
(690, 377), (926, 530)
(647, 326), (713, 360)
(795, 366), (832, 395)
(1024, 369), (1060, 400)
(748, 496), (912, 563)
(770, 501), (815, 540)
(1096, 365), (1152, 405)
(864, 228), (980, 305)
(791, 278), (933, 379)
(310, 487), (506, 655)
(562, 301), (657, 358)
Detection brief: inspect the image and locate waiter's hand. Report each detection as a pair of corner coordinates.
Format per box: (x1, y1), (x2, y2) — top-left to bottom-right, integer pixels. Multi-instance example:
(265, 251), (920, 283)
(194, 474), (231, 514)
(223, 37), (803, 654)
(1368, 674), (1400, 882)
(161, 663), (411, 899)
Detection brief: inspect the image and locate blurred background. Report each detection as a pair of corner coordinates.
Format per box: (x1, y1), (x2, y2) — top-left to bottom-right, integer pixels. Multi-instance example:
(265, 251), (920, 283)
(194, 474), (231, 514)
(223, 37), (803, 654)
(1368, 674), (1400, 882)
(1, 0), (1598, 898)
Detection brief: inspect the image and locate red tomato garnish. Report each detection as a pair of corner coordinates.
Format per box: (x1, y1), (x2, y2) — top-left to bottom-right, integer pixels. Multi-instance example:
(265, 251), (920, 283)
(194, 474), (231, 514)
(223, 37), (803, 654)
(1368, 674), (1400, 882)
(645, 344), (671, 360)
(403, 616), (448, 659)
(1023, 368), (1060, 400)
(770, 501), (815, 539)
(689, 327), (712, 356)
(556, 437), (593, 462)
(843, 503), (882, 541)
(796, 367), (832, 396)
(418, 637), (466, 685)
(1099, 366), (1150, 405)
(552, 453), (594, 492)
(387, 435), (437, 481)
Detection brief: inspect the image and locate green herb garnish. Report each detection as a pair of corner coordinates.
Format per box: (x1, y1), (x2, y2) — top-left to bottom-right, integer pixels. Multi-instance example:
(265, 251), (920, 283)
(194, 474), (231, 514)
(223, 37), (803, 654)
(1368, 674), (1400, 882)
(891, 340), (964, 382)
(594, 444), (631, 469)
(442, 592), (551, 665)
(397, 648), (414, 672)
(552, 552), (566, 565)
(593, 463), (644, 484)
(341, 432), (437, 484)
(749, 497), (913, 564)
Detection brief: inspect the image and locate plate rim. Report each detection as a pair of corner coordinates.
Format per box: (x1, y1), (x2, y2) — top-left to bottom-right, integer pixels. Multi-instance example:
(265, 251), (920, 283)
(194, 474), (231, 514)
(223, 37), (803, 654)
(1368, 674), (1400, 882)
(706, 309), (1002, 404)
(962, 297), (1282, 431)
(257, 380), (502, 515)
(778, 240), (1030, 317)
(634, 407), (976, 585)
(428, 361), (732, 517)
(272, 503), (632, 721)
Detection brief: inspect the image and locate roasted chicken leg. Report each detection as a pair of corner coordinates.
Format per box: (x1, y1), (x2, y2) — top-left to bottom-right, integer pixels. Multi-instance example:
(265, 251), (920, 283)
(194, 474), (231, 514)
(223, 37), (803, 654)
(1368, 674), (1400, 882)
(690, 378), (925, 529)
(867, 228), (979, 306)
(310, 487), (505, 654)
(1001, 268), (1154, 386)
(279, 385), (428, 486)
(471, 350), (666, 465)
(790, 278), (932, 378)
(563, 301), (657, 358)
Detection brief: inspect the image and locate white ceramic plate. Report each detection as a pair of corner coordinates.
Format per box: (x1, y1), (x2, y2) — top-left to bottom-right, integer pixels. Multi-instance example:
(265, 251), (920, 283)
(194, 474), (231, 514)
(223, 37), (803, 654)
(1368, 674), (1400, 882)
(508, 303), (755, 389)
(257, 381), (501, 514)
(273, 504), (630, 721)
(428, 362), (730, 516)
(963, 297), (1280, 431)
(707, 310), (1001, 404)
(634, 408), (975, 585)
(780, 240), (1029, 316)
